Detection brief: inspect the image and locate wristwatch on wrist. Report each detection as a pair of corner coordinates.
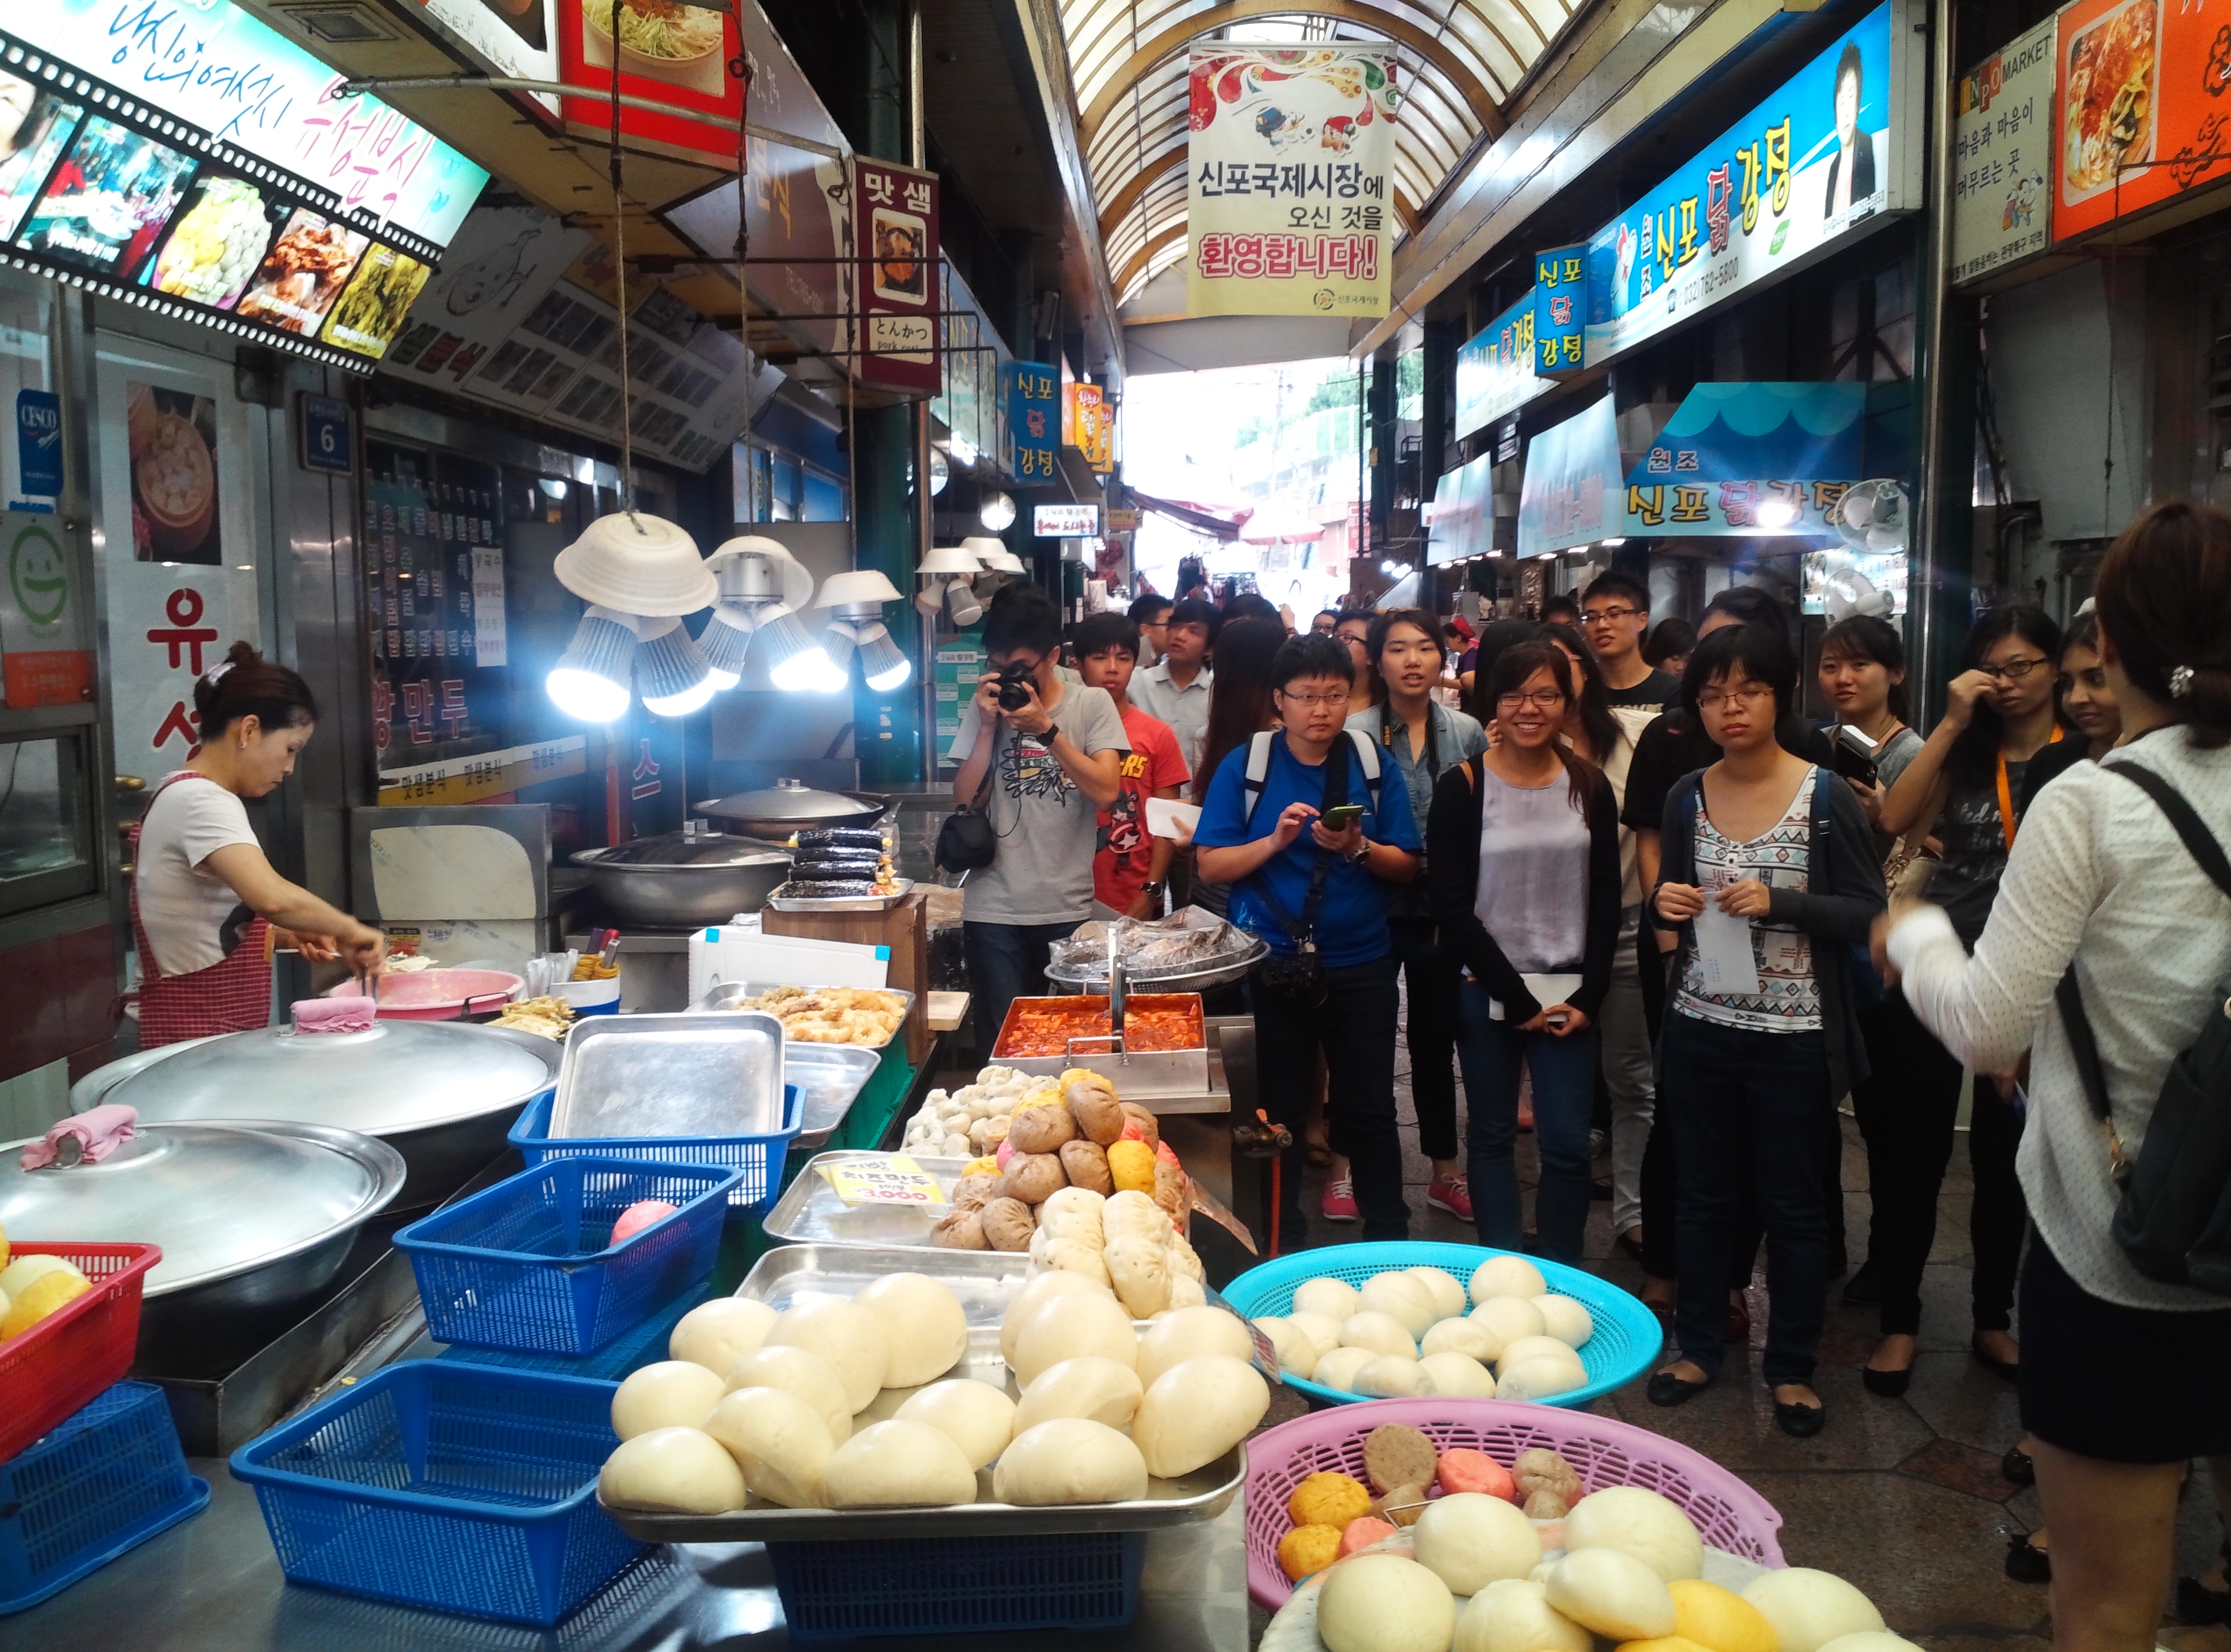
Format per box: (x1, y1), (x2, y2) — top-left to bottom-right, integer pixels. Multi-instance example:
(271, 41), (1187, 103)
(1142, 879), (1167, 899)
(1345, 838), (1372, 866)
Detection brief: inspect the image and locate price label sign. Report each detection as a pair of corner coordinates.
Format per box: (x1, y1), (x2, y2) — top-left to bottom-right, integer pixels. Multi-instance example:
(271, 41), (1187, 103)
(815, 1154), (949, 1208)
(300, 394), (353, 477)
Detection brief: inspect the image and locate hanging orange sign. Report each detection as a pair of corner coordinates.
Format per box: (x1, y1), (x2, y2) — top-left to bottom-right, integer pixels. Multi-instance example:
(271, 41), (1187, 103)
(2052, 0), (2231, 242)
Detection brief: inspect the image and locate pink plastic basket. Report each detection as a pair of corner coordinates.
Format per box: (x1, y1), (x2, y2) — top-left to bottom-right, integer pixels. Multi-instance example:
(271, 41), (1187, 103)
(1243, 1397), (1786, 1613)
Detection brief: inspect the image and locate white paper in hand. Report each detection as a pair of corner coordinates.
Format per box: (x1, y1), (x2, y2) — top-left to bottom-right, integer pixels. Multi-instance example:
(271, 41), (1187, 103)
(1146, 797), (1202, 839)
(1692, 905), (1760, 997)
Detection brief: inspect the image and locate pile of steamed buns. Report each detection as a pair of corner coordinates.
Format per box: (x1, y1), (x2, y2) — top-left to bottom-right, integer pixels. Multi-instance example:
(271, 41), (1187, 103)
(1254, 1256), (1592, 1402)
(598, 1268), (1267, 1515)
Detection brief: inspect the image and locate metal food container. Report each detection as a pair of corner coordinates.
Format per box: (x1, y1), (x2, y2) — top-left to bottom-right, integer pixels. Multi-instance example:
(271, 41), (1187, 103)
(784, 1045), (883, 1151)
(692, 778), (889, 841)
(72, 1020), (563, 1209)
(600, 1243), (1245, 1543)
(552, 1013), (789, 1139)
(762, 1151), (978, 1249)
(570, 828), (793, 929)
(766, 877), (915, 913)
(0, 1120), (407, 1341)
(990, 993), (1211, 1097)
(690, 981), (916, 1051)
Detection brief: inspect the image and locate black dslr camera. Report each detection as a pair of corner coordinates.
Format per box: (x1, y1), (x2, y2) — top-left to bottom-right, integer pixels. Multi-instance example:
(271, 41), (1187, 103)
(994, 660), (1036, 711)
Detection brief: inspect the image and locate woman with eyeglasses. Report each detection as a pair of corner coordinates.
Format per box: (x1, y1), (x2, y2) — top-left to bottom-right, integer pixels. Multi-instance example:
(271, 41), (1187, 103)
(1873, 606), (2065, 1394)
(1430, 642), (1619, 1262)
(1646, 623), (1886, 1437)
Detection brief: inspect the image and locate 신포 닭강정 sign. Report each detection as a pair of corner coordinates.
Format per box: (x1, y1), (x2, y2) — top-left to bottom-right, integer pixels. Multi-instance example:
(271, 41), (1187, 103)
(1186, 47), (1399, 318)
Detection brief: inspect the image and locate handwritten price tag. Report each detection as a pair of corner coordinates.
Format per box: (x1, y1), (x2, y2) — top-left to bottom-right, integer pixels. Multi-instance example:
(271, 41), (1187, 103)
(816, 1155), (948, 1208)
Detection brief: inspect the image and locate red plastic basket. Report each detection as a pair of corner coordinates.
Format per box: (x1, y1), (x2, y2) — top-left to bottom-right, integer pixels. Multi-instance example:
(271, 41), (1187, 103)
(0, 1243), (162, 1464)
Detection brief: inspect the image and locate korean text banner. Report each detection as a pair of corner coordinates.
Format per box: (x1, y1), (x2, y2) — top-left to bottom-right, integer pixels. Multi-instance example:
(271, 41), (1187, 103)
(7, 2), (486, 247)
(1952, 18), (2054, 285)
(1007, 362), (1058, 485)
(1584, 3), (1916, 366)
(1185, 48), (1399, 318)
(1453, 292), (1548, 439)
(2052, 0), (2230, 243)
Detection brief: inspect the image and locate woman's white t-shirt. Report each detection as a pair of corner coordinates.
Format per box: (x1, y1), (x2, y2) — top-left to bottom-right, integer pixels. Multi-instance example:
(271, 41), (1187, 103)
(136, 778), (260, 976)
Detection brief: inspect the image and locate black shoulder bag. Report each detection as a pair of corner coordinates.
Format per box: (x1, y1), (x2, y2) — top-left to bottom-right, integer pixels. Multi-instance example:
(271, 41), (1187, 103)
(1247, 736), (1352, 1007)
(2055, 761), (2231, 1296)
(935, 727), (998, 873)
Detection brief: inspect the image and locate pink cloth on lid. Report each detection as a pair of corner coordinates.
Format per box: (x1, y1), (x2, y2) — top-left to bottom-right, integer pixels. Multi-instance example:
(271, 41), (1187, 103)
(293, 997), (377, 1034)
(20, 1104), (140, 1170)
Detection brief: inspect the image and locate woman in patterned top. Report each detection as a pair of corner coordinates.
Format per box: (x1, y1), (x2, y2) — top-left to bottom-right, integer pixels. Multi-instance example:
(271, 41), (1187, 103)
(1645, 622), (1886, 1437)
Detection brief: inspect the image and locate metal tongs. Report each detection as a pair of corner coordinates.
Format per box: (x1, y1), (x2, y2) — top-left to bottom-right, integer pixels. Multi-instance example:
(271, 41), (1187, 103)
(1108, 953), (1127, 1051)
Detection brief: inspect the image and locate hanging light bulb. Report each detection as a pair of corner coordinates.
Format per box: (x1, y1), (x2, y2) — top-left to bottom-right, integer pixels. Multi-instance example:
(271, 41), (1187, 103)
(979, 490), (1017, 532)
(547, 606), (637, 722)
(946, 578), (984, 627)
(854, 620), (912, 691)
(929, 448), (949, 495)
(637, 615), (718, 716)
(812, 569), (910, 693)
(1753, 496), (1799, 531)
(698, 601), (758, 689)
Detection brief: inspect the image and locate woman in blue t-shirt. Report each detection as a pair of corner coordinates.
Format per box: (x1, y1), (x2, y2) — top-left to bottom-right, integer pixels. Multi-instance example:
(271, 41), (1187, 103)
(1194, 633), (1423, 1245)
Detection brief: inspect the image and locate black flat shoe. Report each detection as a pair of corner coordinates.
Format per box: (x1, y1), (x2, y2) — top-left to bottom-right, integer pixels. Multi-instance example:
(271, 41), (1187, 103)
(1861, 1364), (1912, 1398)
(1774, 1399), (1826, 1438)
(1614, 1231), (1647, 1266)
(1591, 1176), (1614, 1201)
(2005, 1533), (2051, 1584)
(1841, 1260), (1881, 1305)
(2174, 1539), (2231, 1625)
(1972, 1337), (2020, 1384)
(1648, 1370), (1712, 1407)
(2001, 1447), (2034, 1487)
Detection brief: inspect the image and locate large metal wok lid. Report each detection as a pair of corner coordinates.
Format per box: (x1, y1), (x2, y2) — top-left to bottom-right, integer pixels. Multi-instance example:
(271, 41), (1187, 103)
(693, 778), (888, 837)
(84, 1020), (561, 1137)
(574, 832), (793, 870)
(0, 1120), (406, 1296)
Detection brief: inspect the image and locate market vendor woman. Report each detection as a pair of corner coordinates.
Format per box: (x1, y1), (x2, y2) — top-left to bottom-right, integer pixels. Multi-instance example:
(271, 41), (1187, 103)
(131, 643), (384, 1046)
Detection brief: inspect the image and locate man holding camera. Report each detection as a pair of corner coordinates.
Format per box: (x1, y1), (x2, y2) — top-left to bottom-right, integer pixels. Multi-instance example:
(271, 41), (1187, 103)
(951, 585), (1127, 1048)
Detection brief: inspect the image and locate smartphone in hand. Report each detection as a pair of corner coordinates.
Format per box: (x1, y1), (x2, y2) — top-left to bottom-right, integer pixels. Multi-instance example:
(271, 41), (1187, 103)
(1830, 725), (1880, 789)
(1320, 803), (1365, 829)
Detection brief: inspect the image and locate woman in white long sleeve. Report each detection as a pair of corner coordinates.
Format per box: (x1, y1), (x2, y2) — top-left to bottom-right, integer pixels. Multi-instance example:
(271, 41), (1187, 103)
(1880, 500), (2231, 1652)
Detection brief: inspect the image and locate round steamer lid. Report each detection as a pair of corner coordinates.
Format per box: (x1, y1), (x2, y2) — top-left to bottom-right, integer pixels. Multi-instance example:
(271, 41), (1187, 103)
(99, 1020), (560, 1136)
(696, 778), (875, 821)
(0, 1122), (397, 1294)
(580, 831), (794, 868)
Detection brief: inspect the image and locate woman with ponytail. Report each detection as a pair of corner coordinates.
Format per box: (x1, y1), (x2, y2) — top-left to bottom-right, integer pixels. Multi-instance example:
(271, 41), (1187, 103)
(131, 642), (384, 1045)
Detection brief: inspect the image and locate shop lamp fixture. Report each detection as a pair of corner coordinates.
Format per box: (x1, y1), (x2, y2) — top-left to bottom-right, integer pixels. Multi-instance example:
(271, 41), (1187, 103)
(979, 490), (1017, 532)
(916, 541), (987, 622)
(637, 616), (719, 716)
(815, 569), (912, 692)
(699, 536), (820, 690)
(1753, 497), (1800, 531)
(547, 606), (639, 723)
(929, 448), (950, 495)
(552, 511), (716, 617)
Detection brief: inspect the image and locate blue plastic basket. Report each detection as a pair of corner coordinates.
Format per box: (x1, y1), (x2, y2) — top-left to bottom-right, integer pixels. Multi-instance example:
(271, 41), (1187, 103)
(436, 1282), (712, 1383)
(0, 1383), (208, 1615)
(766, 1531), (1147, 1639)
(396, 1156), (740, 1356)
(508, 1083), (803, 1216)
(231, 1361), (643, 1628)
(1217, 1241), (1662, 1408)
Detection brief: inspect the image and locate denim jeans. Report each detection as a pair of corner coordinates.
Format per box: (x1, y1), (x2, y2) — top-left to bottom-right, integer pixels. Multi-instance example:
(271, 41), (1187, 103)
(963, 920), (1078, 1056)
(1387, 917), (1461, 1163)
(1253, 953), (1408, 1244)
(1452, 979), (1600, 1263)
(1662, 1011), (1836, 1386)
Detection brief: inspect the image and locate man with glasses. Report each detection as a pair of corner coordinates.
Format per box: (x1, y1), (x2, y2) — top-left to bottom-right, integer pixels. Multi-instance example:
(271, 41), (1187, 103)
(1581, 573), (1679, 708)
(1127, 593), (1174, 667)
(1195, 633), (1423, 1243)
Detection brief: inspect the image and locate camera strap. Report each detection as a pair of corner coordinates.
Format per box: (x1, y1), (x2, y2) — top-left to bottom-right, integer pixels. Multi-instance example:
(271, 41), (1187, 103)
(1244, 733), (1351, 952)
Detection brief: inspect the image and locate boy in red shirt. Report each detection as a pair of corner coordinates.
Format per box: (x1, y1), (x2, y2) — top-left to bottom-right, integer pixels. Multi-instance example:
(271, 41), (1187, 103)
(1072, 612), (1189, 918)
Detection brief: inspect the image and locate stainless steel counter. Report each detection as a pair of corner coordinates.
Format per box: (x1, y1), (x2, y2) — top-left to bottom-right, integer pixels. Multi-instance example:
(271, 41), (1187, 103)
(12, 1457), (1250, 1650)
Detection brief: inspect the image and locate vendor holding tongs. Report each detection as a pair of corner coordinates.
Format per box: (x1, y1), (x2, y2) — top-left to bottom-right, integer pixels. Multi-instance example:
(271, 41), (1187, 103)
(130, 645), (384, 1046)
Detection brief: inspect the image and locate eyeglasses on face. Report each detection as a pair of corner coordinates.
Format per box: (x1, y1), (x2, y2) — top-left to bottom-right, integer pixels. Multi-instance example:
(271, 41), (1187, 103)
(1277, 689), (1349, 708)
(1581, 605), (1644, 624)
(1496, 690), (1566, 711)
(1696, 685), (1775, 711)
(1977, 656), (2050, 680)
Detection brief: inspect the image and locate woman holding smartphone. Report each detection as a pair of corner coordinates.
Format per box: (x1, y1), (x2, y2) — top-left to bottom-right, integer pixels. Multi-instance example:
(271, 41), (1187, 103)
(1647, 623), (1885, 1436)
(1428, 642), (1619, 1263)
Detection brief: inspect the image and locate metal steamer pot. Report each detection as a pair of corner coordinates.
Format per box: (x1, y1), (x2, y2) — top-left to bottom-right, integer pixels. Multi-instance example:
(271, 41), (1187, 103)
(71, 1020), (563, 1210)
(0, 1119), (407, 1349)
(691, 777), (890, 841)
(570, 824), (796, 930)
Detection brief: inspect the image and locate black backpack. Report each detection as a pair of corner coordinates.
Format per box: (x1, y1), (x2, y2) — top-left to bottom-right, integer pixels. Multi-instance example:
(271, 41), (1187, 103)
(2056, 762), (2231, 1296)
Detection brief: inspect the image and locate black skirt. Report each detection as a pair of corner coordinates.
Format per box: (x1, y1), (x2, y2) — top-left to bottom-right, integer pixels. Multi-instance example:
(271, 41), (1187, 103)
(2019, 1233), (2231, 1463)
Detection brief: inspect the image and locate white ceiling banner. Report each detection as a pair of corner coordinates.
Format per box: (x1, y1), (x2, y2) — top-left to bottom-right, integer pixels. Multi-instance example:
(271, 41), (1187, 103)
(1184, 48), (1399, 320)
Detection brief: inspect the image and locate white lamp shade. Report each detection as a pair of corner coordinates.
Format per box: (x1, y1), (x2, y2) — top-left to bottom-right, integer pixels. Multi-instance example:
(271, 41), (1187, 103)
(553, 512), (717, 616)
(813, 569), (904, 608)
(958, 536), (1006, 564)
(918, 544), (982, 575)
(981, 547), (1028, 574)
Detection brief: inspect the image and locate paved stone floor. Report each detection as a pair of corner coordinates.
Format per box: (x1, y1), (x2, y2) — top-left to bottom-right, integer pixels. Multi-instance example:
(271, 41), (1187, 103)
(1240, 1055), (2231, 1651)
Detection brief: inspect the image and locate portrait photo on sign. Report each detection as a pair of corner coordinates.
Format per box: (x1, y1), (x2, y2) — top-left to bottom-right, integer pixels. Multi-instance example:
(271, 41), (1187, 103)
(0, 71), (85, 244)
(126, 382), (222, 565)
(16, 118), (194, 274)
(872, 208), (929, 303)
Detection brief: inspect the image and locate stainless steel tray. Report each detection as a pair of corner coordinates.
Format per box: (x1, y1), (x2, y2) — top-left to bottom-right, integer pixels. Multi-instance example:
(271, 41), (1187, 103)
(552, 1012), (788, 1138)
(992, 995), (1211, 1097)
(1042, 933), (1268, 994)
(689, 981), (917, 1051)
(786, 1045), (884, 1151)
(762, 1150), (979, 1248)
(601, 1243), (1245, 1542)
(766, 877), (916, 912)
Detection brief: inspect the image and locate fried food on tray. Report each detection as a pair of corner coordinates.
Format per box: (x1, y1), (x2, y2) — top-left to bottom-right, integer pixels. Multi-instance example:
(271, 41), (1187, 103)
(726, 984), (908, 1047)
(493, 996), (574, 1038)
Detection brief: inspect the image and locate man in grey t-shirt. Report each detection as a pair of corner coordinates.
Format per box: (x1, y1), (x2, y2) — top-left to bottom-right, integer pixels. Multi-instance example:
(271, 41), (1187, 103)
(950, 584), (1127, 1047)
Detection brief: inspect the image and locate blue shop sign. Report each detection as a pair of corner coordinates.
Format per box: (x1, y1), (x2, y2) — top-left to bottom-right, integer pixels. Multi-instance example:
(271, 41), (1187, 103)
(15, 391), (61, 498)
(1006, 362), (1059, 485)
(1452, 292), (1548, 440)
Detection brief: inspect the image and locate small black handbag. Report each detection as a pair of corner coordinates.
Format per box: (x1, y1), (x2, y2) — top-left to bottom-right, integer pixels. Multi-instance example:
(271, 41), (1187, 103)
(935, 758), (997, 873)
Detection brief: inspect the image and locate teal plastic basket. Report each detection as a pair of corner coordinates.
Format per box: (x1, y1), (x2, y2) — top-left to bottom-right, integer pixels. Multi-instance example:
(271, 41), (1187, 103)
(1217, 1240), (1660, 1407)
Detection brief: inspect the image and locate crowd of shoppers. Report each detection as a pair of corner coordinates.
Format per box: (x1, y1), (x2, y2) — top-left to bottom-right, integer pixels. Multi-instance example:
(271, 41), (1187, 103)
(948, 501), (2231, 1627)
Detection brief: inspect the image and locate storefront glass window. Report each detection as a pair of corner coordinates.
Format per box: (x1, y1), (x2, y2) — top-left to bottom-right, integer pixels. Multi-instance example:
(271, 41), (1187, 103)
(1830, 263), (1915, 382)
(801, 470), (846, 522)
(770, 454), (801, 521)
(0, 731), (95, 916)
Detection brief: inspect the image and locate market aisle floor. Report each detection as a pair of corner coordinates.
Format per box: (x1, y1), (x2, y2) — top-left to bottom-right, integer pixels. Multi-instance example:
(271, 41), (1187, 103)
(1240, 1055), (2231, 1652)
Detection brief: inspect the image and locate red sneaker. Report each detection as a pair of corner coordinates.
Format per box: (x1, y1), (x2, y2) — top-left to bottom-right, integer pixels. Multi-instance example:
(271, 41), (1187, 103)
(1321, 1177), (1360, 1223)
(1425, 1175), (1473, 1221)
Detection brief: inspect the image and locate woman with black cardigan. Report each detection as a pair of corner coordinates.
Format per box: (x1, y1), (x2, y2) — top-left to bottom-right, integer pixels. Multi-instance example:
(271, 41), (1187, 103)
(1430, 642), (1621, 1264)
(1646, 622), (1886, 1438)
